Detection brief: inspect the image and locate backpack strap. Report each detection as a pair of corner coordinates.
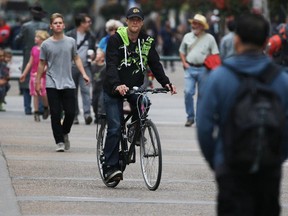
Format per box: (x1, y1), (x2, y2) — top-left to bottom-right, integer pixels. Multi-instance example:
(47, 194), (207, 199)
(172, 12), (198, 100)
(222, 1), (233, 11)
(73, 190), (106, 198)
(77, 32), (90, 50)
(222, 62), (281, 84)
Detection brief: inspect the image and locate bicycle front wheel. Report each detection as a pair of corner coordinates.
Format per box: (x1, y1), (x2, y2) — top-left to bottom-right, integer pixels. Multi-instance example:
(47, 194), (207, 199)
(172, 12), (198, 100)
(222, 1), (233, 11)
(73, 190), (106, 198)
(139, 119), (162, 191)
(96, 117), (120, 188)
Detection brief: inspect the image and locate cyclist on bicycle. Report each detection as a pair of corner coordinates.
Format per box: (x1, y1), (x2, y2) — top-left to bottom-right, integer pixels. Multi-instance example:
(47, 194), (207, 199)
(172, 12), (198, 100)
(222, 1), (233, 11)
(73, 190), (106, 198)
(103, 7), (177, 183)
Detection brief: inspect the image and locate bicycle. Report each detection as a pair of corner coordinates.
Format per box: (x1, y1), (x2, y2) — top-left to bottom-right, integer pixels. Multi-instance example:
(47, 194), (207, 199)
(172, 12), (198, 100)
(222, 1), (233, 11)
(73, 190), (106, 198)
(96, 87), (169, 191)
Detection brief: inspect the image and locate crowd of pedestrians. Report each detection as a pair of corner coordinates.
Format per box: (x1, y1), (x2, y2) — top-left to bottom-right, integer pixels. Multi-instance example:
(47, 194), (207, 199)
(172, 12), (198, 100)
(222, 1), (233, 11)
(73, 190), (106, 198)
(1, 4), (287, 126)
(0, 5), (263, 120)
(1, 4), (287, 128)
(1, 3), (288, 215)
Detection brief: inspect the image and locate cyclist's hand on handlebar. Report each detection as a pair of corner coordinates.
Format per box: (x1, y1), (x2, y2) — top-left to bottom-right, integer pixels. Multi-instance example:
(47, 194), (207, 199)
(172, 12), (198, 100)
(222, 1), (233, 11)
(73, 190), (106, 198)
(115, 84), (129, 96)
(165, 83), (177, 95)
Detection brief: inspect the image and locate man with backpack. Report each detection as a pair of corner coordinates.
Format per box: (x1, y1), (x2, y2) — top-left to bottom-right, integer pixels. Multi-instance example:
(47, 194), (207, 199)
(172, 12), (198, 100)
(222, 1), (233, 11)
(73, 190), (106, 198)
(197, 13), (288, 216)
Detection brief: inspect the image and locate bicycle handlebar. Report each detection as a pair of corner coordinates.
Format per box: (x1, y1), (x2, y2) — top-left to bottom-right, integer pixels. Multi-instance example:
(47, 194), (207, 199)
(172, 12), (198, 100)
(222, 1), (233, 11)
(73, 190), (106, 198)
(127, 87), (169, 95)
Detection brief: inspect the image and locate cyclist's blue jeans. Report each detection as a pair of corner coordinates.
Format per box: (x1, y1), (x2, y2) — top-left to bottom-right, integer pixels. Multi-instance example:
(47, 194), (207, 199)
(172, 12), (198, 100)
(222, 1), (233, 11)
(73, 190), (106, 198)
(103, 91), (145, 168)
(184, 66), (206, 122)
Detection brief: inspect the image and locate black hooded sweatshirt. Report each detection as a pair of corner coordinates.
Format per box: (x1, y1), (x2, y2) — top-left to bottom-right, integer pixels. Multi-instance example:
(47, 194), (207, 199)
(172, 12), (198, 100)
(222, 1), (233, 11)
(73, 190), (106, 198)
(103, 26), (170, 96)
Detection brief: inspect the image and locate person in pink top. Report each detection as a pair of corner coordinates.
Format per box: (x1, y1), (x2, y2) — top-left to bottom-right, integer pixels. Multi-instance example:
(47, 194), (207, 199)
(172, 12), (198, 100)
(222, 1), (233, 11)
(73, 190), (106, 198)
(20, 30), (50, 122)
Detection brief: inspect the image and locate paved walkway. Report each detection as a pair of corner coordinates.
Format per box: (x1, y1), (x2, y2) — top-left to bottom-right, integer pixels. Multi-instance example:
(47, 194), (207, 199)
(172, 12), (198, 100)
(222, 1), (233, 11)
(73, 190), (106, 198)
(1, 64), (288, 215)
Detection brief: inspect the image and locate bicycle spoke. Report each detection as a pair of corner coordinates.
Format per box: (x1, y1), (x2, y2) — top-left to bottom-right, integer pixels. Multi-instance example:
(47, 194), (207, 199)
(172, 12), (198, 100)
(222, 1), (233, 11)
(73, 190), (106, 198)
(140, 120), (162, 190)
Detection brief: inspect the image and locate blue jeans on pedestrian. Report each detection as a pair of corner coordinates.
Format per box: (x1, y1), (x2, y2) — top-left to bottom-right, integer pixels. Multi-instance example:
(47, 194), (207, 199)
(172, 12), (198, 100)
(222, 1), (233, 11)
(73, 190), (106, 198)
(22, 88), (32, 114)
(184, 66), (206, 122)
(103, 92), (142, 168)
(22, 88), (44, 114)
(72, 65), (92, 118)
(46, 88), (76, 144)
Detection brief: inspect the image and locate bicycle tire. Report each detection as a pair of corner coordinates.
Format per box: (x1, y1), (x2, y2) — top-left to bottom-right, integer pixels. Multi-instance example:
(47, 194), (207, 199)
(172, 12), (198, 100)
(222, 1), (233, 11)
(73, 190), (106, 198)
(139, 119), (162, 190)
(96, 118), (120, 188)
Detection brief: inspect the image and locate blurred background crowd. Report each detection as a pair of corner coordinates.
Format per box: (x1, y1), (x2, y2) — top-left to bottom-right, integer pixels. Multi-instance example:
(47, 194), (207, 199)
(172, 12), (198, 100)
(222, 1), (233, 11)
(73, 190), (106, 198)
(0, 0), (287, 116)
(0, 0), (287, 55)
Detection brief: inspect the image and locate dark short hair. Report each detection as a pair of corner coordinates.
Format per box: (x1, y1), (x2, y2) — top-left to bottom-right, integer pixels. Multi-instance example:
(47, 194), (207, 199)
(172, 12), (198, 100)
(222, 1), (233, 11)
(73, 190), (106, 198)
(235, 13), (269, 47)
(75, 13), (89, 27)
(227, 20), (235, 32)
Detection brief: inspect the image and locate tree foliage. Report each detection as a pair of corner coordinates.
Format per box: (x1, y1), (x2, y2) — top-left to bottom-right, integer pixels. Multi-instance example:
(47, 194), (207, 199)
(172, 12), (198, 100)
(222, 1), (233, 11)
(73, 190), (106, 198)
(36, 0), (91, 15)
(34, 0), (288, 24)
(99, 3), (125, 20)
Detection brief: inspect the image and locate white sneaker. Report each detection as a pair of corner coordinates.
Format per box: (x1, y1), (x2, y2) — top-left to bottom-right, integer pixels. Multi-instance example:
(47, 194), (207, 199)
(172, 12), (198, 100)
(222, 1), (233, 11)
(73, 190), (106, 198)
(64, 134), (70, 150)
(56, 142), (65, 152)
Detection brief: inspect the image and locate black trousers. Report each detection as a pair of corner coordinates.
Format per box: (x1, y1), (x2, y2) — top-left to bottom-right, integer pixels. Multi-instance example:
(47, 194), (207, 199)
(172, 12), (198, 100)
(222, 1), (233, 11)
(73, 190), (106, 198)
(216, 168), (282, 216)
(46, 88), (75, 144)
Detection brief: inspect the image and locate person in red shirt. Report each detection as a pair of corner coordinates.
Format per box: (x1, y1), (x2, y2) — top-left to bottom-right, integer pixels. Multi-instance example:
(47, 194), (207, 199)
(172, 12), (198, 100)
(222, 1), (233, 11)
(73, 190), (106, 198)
(0, 17), (11, 48)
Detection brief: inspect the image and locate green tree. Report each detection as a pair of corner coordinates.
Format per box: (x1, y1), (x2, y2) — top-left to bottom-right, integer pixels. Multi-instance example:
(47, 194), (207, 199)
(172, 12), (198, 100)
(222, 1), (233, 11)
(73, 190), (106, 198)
(36, 0), (91, 16)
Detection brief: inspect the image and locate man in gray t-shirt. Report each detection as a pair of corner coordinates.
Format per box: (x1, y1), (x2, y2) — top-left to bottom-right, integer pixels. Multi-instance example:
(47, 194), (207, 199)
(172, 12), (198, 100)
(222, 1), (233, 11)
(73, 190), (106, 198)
(40, 36), (77, 89)
(36, 13), (90, 152)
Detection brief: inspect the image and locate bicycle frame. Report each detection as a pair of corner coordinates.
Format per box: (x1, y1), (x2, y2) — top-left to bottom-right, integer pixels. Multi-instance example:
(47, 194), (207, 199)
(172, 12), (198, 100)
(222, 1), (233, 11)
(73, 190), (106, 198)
(96, 87), (169, 190)
(119, 93), (150, 168)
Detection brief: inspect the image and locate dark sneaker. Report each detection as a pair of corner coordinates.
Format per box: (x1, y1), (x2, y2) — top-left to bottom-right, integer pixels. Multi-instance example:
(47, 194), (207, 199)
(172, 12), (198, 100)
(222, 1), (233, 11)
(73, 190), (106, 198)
(42, 107), (50, 120)
(34, 113), (40, 122)
(73, 117), (79, 125)
(185, 119), (194, 127)
(56, 142), (65, 152)
(104, 167), (123, 183)
(64, 134), (70, 150)
(85, 115), (92, 125)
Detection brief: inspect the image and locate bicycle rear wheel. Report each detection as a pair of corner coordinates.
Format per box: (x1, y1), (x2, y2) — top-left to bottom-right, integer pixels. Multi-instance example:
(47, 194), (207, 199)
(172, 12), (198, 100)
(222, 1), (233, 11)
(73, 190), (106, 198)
(139, 119), (162, 190)
(96, 117), (120, 188)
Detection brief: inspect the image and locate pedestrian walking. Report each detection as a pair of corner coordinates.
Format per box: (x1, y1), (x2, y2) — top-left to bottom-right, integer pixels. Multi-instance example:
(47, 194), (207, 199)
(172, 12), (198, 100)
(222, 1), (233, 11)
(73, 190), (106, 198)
(102, 6), (176, 183)
(0, 48), (10, 111)
(266, 17), (288, 72)
(66, 13), (96, 125)
(160, 20), (176, 72)
(219, 18), (236, 59)
(91, 48), (106, 124)
(97, 19), (123, 54)
(197, 13), (288, 216)
(36, 13), (90, 152)
(0, 16), (11, 48)
(19, 30), (50, 122)
(15, 4), (49, 115)
(179, 14), (219, 127)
